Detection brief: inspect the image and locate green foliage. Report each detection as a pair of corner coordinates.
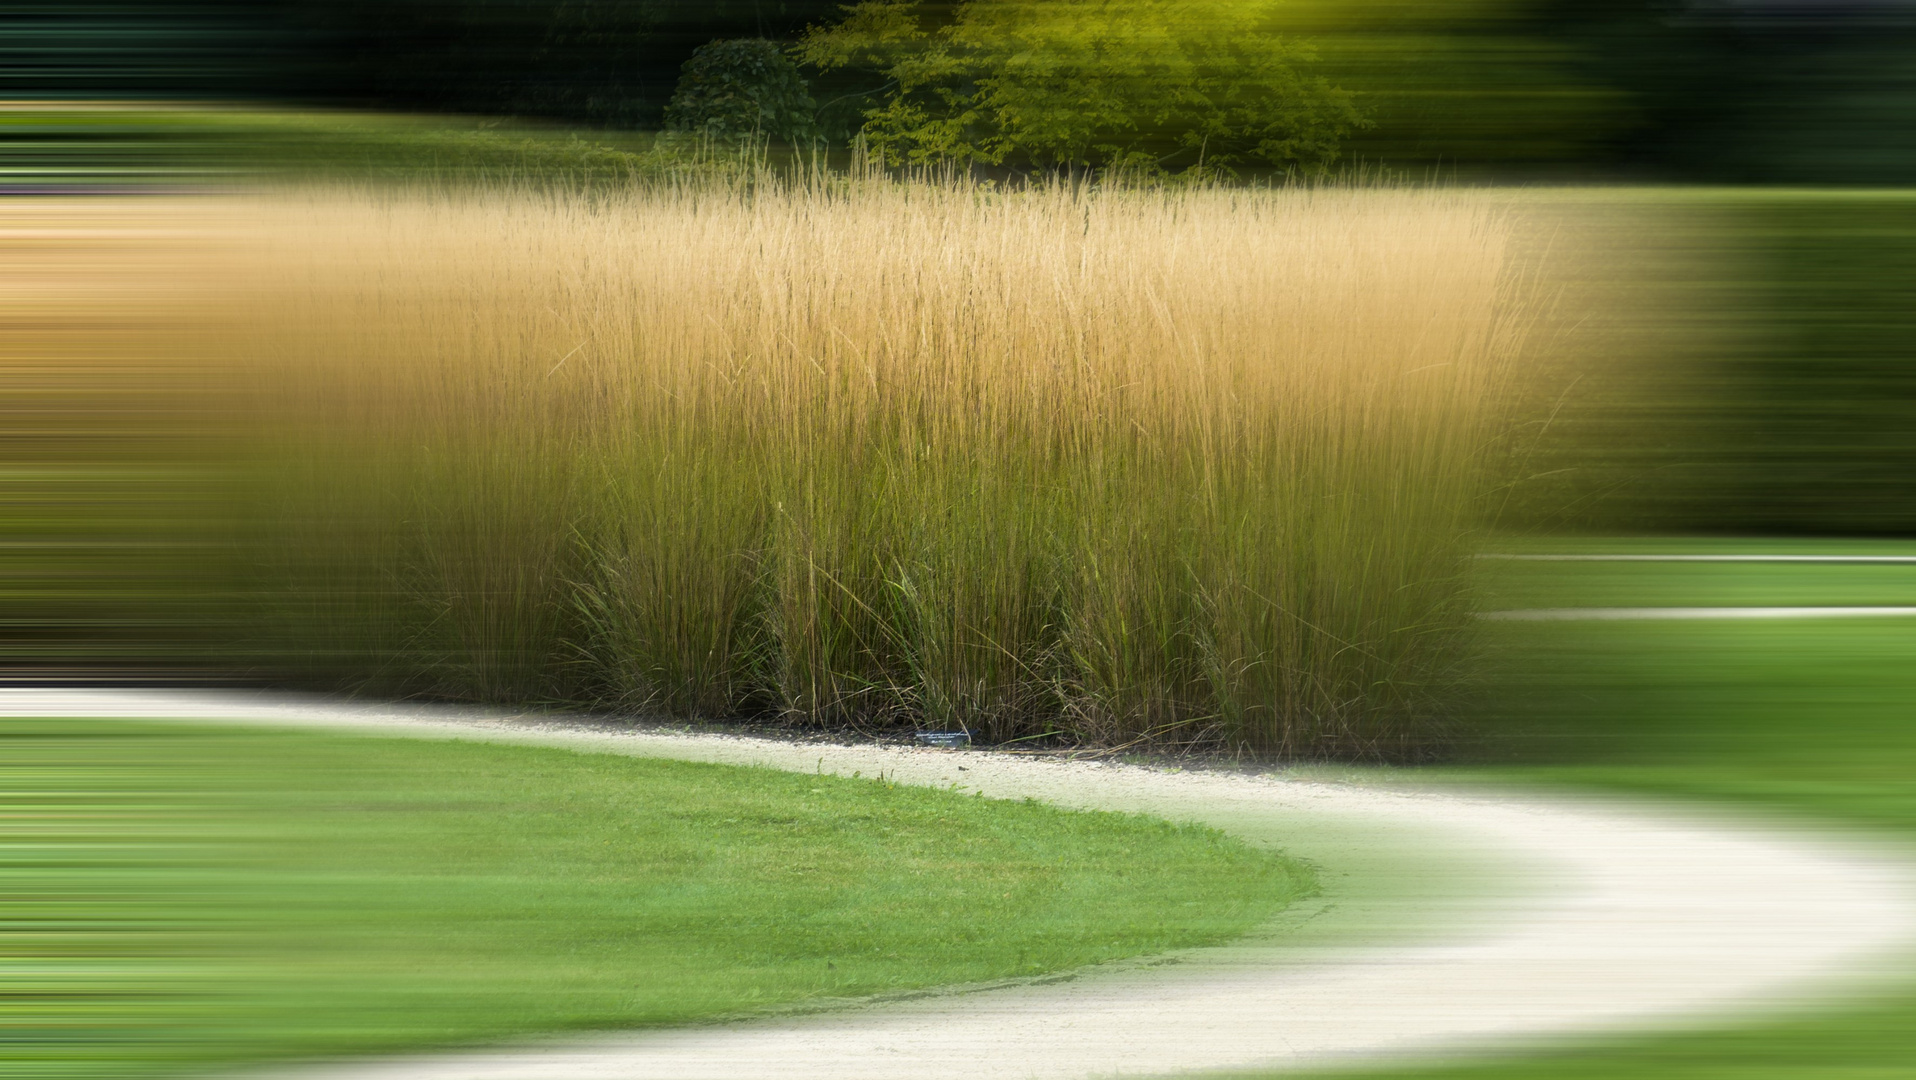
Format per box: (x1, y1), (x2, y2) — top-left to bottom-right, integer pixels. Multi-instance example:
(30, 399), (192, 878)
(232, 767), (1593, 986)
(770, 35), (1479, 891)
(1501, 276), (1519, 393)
(666, 38), (820, 143)
(8, 719), (1306, 1077)
(795, 0), (1366, 173)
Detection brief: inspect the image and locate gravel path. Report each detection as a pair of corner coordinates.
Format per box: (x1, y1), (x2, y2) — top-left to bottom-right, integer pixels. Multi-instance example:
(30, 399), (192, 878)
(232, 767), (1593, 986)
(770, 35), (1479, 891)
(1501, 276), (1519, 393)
(8, 689), (1915, 1080)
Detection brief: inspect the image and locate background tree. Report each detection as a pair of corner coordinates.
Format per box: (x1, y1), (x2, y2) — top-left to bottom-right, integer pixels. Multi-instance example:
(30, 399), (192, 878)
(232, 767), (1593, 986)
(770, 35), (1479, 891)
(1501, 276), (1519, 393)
(665, 38), (819, 141)
(267, 1), (847, 127)
(794, 0), (1367, 174)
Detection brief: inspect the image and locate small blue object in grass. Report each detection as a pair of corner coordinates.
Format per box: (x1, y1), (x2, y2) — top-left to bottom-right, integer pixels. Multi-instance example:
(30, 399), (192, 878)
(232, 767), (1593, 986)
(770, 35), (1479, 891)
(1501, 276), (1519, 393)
(913, 732), (971, 748)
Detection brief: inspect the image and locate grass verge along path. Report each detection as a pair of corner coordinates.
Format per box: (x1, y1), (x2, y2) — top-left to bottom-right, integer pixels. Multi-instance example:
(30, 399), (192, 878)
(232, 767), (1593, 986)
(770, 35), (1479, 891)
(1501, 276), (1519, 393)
(2, 717), (1307, 1079)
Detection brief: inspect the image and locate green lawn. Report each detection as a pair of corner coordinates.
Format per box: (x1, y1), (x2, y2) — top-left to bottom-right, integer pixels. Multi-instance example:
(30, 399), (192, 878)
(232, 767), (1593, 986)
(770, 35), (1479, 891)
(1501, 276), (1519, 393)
(2, 720), (1308, 1079)
(1476, 554), (1916, 611)
(1243, 541), (1916, 1080)
(1484, 536), (1916, 557)
(0, 103), (762, 187)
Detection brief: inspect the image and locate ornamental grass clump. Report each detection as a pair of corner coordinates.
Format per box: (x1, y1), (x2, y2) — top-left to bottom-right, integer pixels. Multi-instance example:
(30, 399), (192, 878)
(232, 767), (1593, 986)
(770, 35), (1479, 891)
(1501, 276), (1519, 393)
(239, 176), (1537, 757)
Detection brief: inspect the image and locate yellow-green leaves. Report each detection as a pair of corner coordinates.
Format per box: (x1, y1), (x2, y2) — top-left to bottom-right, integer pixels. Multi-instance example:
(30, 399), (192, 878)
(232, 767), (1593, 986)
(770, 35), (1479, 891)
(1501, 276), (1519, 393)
(797, 0), (1364, 172)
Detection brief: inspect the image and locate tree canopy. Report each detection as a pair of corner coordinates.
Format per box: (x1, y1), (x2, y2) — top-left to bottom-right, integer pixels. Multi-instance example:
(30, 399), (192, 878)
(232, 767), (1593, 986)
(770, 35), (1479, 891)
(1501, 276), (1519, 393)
(665, 39), (819, 142)
(794, 0), (1367, 174)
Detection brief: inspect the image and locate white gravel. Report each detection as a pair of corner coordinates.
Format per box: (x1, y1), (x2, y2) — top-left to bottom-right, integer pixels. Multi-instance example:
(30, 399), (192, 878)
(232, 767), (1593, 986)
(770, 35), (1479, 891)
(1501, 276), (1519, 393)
(8, 688), (1915, 1080)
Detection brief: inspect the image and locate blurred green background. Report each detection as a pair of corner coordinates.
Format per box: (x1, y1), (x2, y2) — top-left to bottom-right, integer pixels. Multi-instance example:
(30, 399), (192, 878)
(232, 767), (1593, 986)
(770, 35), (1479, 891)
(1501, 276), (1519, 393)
(11, 2), (1916, 181)
(1498, 189), (1916, 538)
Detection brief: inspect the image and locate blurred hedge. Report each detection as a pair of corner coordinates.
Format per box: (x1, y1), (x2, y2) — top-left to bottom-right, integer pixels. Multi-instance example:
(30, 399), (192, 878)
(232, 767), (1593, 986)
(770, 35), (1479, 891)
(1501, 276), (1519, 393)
(1504, 191), (1916, 538)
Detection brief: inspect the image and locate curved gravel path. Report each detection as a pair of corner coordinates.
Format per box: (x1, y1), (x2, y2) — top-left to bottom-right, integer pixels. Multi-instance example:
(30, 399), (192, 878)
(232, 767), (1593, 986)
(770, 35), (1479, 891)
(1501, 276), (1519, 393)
(8, 689), (1915, 1080)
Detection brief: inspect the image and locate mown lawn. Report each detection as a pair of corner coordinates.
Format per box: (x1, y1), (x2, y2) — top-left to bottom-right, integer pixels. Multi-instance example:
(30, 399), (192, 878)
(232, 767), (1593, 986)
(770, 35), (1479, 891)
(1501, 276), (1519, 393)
(2, 721), (1308, 1079)
(1251, 542), (1916, 1079)
(1476, 544), (1916, 613)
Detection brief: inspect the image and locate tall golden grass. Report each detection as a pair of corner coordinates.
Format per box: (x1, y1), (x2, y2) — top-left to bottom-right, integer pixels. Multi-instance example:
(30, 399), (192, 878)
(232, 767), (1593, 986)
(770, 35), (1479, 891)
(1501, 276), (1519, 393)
(239, 177), (1539, 756)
